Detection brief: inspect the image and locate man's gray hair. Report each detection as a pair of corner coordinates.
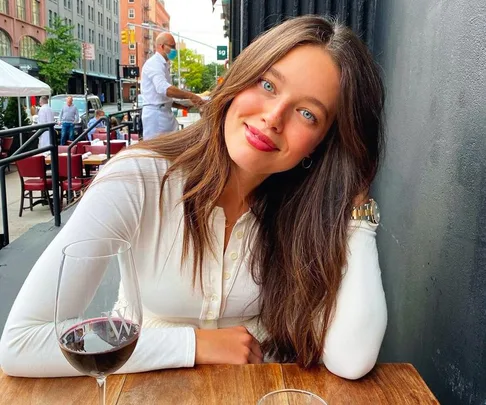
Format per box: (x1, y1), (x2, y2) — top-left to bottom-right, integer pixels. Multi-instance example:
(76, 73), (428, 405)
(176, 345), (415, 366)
(40, 96), (49, 104)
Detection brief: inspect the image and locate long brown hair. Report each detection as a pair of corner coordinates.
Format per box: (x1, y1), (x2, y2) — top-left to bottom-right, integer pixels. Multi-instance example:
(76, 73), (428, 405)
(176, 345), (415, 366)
(134, 15), (385, 367)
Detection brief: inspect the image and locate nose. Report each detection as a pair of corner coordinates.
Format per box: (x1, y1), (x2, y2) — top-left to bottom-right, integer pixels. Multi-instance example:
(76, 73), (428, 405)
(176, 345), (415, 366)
(261, 100), (287, 133)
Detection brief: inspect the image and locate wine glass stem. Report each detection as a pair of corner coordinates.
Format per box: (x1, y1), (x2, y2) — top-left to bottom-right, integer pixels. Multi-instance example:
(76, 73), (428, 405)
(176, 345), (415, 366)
(96, 376), (107, 405)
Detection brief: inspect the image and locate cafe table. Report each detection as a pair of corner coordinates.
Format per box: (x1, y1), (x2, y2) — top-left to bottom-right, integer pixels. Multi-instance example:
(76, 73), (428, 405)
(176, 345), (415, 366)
(0, 363), (438, 404)
(45, 154), (108, 167)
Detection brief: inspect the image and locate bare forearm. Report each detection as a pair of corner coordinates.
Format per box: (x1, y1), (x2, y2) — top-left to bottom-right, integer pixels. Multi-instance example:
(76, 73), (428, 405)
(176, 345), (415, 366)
(166, 85), (196, 100)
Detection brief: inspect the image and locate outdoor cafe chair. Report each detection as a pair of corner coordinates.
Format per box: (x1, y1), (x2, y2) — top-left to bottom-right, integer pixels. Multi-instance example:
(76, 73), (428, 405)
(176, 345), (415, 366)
(1, 136), (14, 172)
(83, 145), (107, 155)
(58, 154), (92, 209)
(16, 155), (53, 217)
(58, 145), (79, 154)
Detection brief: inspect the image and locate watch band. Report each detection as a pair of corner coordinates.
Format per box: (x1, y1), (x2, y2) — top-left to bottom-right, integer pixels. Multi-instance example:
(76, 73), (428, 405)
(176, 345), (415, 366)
(351, 198), (380, 224)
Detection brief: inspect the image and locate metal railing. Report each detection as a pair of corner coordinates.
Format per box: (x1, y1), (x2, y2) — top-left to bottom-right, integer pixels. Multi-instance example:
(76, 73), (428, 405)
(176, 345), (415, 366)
(64, 108), (142, 203)
(0, 123), (61, 248)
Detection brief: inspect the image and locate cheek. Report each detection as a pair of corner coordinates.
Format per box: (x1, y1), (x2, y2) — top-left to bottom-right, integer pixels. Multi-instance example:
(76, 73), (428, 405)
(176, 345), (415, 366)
(287, 130), (323, 158)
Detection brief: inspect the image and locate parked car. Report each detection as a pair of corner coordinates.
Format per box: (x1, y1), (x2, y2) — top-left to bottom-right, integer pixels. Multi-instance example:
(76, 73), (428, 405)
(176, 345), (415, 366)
(49, 94), (102, 136)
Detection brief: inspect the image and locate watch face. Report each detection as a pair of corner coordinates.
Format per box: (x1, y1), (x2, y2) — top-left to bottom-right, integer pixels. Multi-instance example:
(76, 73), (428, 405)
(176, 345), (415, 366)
(370, 200), (380, 224)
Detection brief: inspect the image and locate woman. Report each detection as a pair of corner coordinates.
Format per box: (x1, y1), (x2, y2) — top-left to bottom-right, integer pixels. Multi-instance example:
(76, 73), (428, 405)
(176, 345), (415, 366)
(0, 16), (387, 379)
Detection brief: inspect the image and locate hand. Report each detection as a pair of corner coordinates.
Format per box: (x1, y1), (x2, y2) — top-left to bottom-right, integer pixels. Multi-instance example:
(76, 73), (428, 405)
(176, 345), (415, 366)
(195, 326), (263, 365)
(190, 95), (207, 108)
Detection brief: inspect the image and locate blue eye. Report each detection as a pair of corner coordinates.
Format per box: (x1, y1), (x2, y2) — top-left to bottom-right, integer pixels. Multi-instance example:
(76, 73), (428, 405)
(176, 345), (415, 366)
(260, 79), (274, 92)
(300, 110), (316, 122)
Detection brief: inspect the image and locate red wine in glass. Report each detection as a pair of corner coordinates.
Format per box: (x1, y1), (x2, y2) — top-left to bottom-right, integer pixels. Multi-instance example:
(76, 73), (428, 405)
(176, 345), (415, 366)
(59, 317), (140, 377)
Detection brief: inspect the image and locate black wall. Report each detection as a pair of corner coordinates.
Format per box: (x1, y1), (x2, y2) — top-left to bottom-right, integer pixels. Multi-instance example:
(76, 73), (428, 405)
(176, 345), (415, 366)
(230, 0), (377, 58)
(230, 0), (486, 403)
(373, 0), (486, 404)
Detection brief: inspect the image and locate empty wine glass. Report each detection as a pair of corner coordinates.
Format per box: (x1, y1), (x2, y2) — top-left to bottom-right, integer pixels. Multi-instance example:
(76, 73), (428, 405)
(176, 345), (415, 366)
(257, 389), (328, 405)
(55, 238), (142, 405)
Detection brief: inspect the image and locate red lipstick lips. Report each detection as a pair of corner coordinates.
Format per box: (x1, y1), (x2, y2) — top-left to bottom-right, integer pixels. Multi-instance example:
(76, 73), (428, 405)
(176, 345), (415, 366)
(244, 124), (278, 152)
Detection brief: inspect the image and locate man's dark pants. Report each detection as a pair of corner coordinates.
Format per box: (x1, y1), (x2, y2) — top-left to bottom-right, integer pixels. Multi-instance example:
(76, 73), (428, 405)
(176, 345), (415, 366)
(60, 123), (75, 145)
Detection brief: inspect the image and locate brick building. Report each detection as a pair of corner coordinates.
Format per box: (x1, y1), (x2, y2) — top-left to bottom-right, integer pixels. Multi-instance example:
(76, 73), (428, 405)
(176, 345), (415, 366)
(120, 0), (170, 101)
(0, 0), (47, 76)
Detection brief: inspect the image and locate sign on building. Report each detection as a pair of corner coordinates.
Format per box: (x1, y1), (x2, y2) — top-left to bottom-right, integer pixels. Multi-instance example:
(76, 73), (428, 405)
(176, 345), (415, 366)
(217, 45), (228, 61)
(82, 42), (95, 60)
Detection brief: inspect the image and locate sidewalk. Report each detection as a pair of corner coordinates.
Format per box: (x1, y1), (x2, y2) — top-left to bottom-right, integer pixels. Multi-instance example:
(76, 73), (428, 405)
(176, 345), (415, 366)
(0, 166), (53, 243)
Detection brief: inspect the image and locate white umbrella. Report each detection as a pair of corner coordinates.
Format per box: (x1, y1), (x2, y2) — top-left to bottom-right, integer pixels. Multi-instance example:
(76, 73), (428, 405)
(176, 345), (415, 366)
(0, 59), (51, 143)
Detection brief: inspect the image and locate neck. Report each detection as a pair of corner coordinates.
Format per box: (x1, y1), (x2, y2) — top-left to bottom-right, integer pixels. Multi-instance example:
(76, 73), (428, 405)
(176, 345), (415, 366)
(156, 49), (168, 61)
(217, 165), (268, 219)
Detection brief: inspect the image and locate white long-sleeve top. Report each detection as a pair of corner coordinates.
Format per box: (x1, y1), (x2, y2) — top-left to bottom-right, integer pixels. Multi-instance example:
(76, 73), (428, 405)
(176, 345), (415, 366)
(0, 150), (387, 379)
(141, 52), (172, 106)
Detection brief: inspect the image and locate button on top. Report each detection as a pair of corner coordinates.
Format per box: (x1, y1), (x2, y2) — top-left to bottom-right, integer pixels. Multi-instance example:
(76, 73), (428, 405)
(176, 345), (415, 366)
(236, 230), (244, 239)
(211, 294), (219, 302)
(230, 252), (238, 260)
(207, 311), (214, 320)
(223, 272), (231, 280)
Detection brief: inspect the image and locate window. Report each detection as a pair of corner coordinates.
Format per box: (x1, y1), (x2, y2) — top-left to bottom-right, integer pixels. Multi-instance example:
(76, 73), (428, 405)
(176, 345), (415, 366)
(129, 43), (135, 50)
(106, 0), (109, 9)
(54, 11), (57, 21)
(16, 0), (25, 20)
(31, 0), (40, 25)
(76, 0), (79, 13)
(0, 30), (12, 56)
(19, 36), (38, 58)
(67, 0), (71, 8)
(77, 23), (80, 38)
(0, 0), (8, 14)
(129, 54), (135, 65)
(81, 24), (84, 40)
(98, 55), (101, 72)
(106, 16), (108, 28)
(128, 8), (134, 18)
(48, 10), (52, 27)
(128, 0), (134, 3)
(63, 0), (66, 7)
(114, 22), (118, 34)
(80, 0), (83, 15)
(114, 0), (118, 15)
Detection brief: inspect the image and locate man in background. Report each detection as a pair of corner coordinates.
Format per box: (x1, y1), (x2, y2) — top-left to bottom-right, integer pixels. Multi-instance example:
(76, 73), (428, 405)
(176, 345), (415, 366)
(37, 96), (54, 148)
(58, 96), (79, 145)
(141, 32), (205, 140)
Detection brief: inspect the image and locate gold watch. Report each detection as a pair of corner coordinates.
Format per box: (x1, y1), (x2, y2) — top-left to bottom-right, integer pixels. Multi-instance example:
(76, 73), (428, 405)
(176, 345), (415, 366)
(351, 198), (380, 225)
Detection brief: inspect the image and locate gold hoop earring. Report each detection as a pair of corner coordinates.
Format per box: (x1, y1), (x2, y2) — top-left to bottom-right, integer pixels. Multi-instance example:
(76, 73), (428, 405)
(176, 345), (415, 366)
(301, 156), (313, 169)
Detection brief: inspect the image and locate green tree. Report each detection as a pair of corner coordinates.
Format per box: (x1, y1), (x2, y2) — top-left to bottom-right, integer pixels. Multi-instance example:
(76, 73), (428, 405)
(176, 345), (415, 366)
(3, 98), (29, 129)
(201, 62), (226, 93)
(171, 49), (205, 93)
(35, 16), (80, 95)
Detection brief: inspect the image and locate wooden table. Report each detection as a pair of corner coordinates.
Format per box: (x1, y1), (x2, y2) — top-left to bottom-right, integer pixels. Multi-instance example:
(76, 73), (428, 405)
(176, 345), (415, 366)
(45, 154), (108, 166)
(0, 363), (438, 404)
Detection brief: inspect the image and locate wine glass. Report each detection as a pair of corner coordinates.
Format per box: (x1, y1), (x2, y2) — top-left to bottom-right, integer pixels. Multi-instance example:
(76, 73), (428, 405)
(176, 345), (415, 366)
(257, 389), (328, 405)
(55, 238), (142, 405)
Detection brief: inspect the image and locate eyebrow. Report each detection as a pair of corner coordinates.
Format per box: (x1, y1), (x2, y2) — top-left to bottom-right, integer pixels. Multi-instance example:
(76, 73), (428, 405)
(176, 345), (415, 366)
(267, 67), (330, 119)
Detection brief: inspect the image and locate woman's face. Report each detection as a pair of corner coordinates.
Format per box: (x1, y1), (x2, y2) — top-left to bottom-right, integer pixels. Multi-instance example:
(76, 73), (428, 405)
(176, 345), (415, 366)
(224, 44), (341, 178)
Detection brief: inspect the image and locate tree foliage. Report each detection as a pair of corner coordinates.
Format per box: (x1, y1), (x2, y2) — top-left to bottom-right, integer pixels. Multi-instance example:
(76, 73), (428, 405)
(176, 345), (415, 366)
(171, 49), (205, 93)
(171, 50), (227, 94)
(35, 16), (80, 95)
(3, 98), (30, 129)
(201, 62), (226, 93)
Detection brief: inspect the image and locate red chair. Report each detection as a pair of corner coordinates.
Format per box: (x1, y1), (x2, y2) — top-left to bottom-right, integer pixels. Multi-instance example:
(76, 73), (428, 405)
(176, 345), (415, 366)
(58, 145), (78, 154)
(106, 142), (125, 155)
(58, 154), (91, 209)
(16, 155), (53, 217)
(92, 128), (116, 141)
(1, 137), (14, 172)
(84, 145), (107, 154)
